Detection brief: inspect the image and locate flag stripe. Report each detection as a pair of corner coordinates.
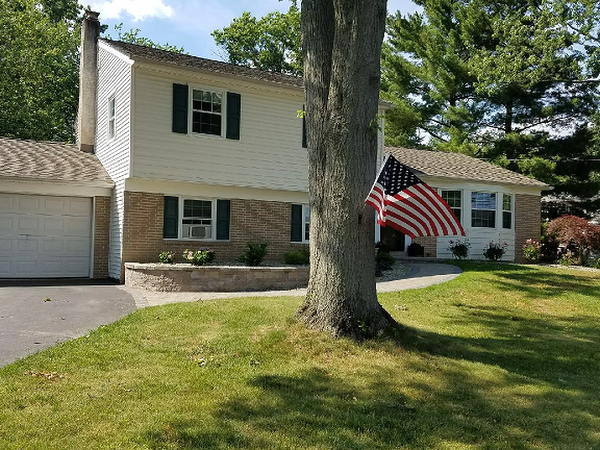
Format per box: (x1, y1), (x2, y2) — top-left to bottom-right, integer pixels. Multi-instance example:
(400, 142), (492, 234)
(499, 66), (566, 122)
(386, 196), (433, 236)
(418, 184), (464, 235)
(410, 184), (452, 235)
(397, 187), (445, 234)
(416, 184), (460, 235)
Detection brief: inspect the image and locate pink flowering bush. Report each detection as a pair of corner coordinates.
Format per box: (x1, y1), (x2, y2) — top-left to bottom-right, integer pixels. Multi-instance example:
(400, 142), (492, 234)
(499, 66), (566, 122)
(182, 248), (215, 266)
(158, 251), (175, 264)
(483, 241), (507, 261)
(522, 239), (542, 263)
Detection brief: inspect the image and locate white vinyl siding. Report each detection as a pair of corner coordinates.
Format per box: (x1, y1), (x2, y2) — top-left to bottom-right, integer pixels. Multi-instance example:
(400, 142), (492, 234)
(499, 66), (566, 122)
(96, 45), (132, 279)
(131, 68), (308, 192)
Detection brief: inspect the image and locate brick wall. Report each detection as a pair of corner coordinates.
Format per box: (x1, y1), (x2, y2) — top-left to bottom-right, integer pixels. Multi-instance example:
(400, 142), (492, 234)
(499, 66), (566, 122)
(411, 236), (437, 257)
(515, 194), (541, 263)
(121, 191), (307, 274)
(93, 196), (110, 278)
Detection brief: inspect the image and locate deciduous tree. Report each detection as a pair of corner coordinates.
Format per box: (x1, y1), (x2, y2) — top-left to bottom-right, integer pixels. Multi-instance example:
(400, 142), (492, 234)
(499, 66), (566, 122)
(212, 5), (301, 75)
(295, 0), (395, 339)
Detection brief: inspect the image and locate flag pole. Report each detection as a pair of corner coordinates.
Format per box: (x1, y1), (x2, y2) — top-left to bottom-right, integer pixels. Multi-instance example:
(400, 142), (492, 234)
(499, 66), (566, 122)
(363, 153), (390, 204)
(361, 153), (390, 216)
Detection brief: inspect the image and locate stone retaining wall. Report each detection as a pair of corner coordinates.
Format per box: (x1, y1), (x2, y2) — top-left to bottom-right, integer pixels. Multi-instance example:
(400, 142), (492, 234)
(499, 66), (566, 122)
(125, 263), (309, 292)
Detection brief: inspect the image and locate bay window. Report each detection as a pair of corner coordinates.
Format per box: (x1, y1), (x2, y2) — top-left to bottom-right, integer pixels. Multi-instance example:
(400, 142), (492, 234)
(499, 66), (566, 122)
(471, 192), (496, 228)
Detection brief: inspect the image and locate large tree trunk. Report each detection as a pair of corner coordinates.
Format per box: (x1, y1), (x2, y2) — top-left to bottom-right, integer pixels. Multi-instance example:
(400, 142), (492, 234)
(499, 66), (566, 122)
(295, 0), (395, 340)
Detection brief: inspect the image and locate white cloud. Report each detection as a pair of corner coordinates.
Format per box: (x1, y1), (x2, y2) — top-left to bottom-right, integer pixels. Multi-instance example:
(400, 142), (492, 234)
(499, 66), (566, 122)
(92, 0), (173, 22)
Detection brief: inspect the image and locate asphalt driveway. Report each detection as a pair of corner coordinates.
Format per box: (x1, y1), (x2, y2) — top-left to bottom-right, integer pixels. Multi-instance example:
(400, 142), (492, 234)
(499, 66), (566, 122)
(0, 280), (136, 367)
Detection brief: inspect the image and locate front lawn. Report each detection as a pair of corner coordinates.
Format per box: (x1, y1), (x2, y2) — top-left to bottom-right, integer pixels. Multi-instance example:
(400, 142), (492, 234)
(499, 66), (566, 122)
(1, 263), (599, 449)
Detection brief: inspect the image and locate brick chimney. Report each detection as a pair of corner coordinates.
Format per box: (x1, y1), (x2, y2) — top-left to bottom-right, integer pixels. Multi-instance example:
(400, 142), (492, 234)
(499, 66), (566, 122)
(77, 10), (100, 153)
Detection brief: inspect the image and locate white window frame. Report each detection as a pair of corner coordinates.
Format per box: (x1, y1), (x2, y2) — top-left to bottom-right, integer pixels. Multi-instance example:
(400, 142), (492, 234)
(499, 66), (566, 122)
(107, 95), (116, 140)
(440, 189), (462, 223)
(189, 86), (226, 138)
(179, 197), (217, 241)
(502, 193), (513, 230)
(303, 204), (310, 243)
(471, 191), (497, 228)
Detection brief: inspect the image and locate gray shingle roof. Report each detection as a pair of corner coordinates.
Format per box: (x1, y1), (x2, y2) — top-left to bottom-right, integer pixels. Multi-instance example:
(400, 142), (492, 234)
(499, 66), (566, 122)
(386, 146), (549, 188)
(0, 137), (113, 186)
(102, 39), (303, 88)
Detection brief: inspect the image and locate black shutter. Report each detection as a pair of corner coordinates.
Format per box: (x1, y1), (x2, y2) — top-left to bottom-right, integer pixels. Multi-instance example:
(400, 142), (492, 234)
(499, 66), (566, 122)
(172, 84), (188, 134)
(302, 104), (307, 148)
(216, 199), (230, 240)
(226, 92), (241, 140)
(163, 196), (179, 238)
(291, 204), (303, 242)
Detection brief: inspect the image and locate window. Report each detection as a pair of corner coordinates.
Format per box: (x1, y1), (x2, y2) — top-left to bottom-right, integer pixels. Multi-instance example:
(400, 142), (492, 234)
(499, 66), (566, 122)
(502, 194), (512, 229)
(163, 197), (230, 240)
(108, 96), (116, 139)
(471, 192), (496, 228)
(182, 199), (213, 239)
(441, 190), (461, 223)
(304, 205), (310, 242)
(291, 204), (310, 243)
(192, 89), (222, 136)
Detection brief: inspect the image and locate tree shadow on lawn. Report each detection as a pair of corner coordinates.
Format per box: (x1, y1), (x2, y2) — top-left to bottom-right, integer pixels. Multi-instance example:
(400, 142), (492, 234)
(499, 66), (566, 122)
(453, 261), (600, 300)
(142, 310), (600, 449)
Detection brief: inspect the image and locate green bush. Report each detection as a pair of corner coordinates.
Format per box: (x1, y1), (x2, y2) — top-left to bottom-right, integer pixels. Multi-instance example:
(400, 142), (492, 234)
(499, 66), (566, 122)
(284, 248), (310, 265)
(376, 252), (395, 271)
(238, 242), (269, 266)
(483, 241), (508, 261)
(447, 239), (470, 260)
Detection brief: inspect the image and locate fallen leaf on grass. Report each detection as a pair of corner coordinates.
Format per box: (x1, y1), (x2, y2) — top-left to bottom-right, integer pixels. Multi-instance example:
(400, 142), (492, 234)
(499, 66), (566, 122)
(26, 371), (64, 381)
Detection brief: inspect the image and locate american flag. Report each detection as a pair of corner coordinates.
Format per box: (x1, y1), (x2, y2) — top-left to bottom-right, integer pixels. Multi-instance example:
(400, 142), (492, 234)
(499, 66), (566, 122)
(366, 154), (465, 238)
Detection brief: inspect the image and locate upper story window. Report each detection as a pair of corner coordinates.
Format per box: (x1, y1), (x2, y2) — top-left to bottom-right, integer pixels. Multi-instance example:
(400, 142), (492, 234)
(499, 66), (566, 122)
(502, 194), (512, 229)
(192, 89), (222, 136)
(471, 192), (496, 228)
(108, 95), (116, 139)
(441, 190), (461, 223)
(172, 83), (241, 140)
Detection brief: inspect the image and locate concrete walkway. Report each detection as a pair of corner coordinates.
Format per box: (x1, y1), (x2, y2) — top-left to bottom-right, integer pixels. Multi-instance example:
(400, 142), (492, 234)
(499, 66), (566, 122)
(122, 263), (462, 308)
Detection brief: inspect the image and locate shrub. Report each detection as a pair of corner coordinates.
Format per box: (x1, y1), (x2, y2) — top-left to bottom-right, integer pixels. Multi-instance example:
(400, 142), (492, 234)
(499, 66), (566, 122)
(284, 247), (310, 265)
(158, 251), (175, 264)
(182, 248), (215, 266)
(483, 241), (507, 261)
(522, 239), (542, 263)
(376, 252), (395, 271)
(559, 251), (575, 266)
(238, 242), (269, 266)
(546, 215), (600, 265)
(592, 257), (600, 269)
(447, 239), (470, 260)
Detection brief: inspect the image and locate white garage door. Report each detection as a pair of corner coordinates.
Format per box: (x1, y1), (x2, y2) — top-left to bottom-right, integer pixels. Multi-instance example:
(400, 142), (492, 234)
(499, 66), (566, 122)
(0, 194), (92, 278)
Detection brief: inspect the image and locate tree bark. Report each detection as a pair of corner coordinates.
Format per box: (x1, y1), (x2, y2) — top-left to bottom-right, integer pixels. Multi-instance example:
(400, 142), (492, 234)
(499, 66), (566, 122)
(295, 0), (395, 340)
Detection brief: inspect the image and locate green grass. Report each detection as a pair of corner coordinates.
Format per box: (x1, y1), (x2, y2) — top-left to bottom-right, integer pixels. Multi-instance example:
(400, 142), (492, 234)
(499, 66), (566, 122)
(1, 262), (599, 449)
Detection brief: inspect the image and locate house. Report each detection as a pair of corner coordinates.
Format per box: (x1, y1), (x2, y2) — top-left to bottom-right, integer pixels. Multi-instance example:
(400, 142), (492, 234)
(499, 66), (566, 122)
(379, 147), (549, 262)
(0, 11), (547, 280)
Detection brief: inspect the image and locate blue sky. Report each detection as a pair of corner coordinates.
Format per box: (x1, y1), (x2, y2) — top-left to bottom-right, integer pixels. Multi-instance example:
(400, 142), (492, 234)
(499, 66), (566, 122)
(89, 0), (421, 60)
